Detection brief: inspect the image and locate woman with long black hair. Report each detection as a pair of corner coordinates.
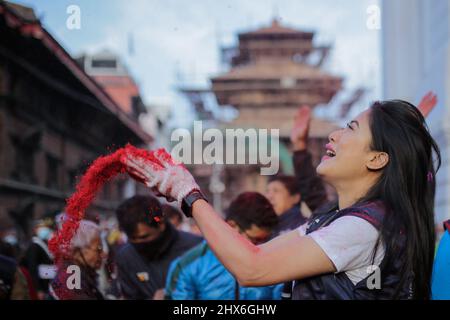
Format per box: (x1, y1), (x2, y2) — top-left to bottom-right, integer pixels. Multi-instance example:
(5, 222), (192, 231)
(122, 99), (440, 299)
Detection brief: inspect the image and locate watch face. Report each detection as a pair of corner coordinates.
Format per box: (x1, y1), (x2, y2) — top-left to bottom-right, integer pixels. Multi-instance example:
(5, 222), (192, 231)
(181, 191), (205, 217)
(181, 194), (193, 217)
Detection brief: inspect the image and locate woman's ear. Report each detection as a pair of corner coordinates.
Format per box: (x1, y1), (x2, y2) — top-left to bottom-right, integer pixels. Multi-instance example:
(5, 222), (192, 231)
(367, 152), (389, 171)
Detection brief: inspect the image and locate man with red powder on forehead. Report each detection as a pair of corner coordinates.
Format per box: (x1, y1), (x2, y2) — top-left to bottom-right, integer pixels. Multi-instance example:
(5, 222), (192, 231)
(112, 195), (202, 300)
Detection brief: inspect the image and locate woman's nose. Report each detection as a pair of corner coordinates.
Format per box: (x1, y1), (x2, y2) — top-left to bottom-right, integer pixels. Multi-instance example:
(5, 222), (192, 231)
(328, 129), (340, 143)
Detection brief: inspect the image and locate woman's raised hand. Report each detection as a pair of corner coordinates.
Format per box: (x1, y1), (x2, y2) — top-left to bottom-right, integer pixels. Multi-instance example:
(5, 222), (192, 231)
(290, 105), (312, 151)
(418, 91), (437, 118)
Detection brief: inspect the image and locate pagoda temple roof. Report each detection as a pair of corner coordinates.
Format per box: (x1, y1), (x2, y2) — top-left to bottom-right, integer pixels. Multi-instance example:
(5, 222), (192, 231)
(212, 60), (339, 81)
(239, 18), (314, 38)
(224, 114), (340, 138)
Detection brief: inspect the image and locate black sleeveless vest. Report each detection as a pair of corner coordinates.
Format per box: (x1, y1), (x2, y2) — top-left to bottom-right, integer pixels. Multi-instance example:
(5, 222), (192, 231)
(291, 201), (411, 300)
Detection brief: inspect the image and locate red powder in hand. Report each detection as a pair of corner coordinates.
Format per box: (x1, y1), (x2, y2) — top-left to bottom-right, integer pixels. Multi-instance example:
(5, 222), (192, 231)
(48, 144), (163, 261)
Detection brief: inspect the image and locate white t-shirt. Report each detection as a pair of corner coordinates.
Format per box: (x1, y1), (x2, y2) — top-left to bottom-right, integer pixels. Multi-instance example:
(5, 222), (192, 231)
(297, 216), (385, 285)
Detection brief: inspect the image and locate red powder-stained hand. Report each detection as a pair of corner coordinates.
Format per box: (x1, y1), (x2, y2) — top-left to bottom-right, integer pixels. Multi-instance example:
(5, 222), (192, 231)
(418, 91), (438, 118)
(122, 152), (173, 200)
(122, 149), (200, 203)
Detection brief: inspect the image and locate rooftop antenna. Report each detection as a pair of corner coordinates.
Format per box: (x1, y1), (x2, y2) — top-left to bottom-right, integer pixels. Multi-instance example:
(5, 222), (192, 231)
(272, 3), (280, 23)
(215, 22), (223, 71)
(127, 32), (135, 57)
(245, 14), (254, 29)
(174, 62), (182, 85)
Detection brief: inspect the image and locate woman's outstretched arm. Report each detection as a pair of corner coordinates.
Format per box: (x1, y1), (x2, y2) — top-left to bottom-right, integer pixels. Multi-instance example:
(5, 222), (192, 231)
(122, 150), (335, 286)
(191, 199), (335, 286)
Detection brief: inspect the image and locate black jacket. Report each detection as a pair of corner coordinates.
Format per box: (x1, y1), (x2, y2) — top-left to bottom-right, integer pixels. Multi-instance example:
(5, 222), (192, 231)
(20, 237), (54, 294)
(292, 201), (410, 300)
(272, 204), (307, 236)
(293, 150), (328, 212)
(115, 228), (202, 299)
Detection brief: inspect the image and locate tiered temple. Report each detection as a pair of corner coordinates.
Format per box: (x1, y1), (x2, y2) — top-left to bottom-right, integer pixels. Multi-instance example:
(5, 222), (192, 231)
(212, 18), (342, 140)
(180, 19), (345, 207)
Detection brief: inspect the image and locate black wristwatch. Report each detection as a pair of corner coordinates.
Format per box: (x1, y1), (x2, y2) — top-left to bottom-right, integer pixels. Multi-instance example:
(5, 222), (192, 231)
(181, 189), (207, 217)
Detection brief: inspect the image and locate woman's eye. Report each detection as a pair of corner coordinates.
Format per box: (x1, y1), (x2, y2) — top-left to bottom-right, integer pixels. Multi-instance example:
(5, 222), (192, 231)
(346, 123), (354, 130)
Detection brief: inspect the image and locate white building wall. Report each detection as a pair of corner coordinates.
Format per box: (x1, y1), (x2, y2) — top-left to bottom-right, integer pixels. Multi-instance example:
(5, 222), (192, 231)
(382, 0), (450, 225)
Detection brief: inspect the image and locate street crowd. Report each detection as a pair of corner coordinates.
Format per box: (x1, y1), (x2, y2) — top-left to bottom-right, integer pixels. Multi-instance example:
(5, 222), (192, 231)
(1, 96), (450, 300)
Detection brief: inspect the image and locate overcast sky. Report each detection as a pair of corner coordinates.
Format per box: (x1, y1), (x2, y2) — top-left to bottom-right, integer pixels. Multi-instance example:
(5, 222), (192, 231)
(20, 0), (382, 122)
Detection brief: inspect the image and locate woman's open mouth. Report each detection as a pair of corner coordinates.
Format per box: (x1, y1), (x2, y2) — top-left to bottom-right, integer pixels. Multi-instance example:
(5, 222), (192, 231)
(326, 149), (336, 157)
(322, 144), (336, 162)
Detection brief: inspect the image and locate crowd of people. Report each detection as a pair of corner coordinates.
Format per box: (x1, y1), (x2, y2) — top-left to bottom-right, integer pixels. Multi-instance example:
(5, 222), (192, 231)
(1, 95), (450, 300)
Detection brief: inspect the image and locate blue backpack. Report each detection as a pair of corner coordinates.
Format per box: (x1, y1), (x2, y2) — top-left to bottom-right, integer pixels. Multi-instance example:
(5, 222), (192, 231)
(432, 220), (450, 300)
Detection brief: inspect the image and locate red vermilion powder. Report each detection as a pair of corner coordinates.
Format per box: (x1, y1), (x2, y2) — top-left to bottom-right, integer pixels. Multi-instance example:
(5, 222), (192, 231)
(48, 144), (163, 261)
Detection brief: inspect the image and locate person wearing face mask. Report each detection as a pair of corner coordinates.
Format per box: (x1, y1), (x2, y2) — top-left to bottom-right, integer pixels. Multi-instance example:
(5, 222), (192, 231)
(1, 231), (20, 259)
(20, 218), (56, 300)
(49, 220), (105, 300)
(114, 195), (202, 299)
(165, 192), (282, 300)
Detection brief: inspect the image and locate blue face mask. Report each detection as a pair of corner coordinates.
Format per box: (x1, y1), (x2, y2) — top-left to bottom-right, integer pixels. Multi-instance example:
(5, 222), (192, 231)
(37, 227), (53, 241)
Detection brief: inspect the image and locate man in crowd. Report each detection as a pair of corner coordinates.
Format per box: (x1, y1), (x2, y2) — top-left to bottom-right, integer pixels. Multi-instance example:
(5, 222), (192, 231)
(114, 195), (202, 299)
(263, 105), (328, 238)
(20, 216), (56, 299)
(266, 174), (308, 236)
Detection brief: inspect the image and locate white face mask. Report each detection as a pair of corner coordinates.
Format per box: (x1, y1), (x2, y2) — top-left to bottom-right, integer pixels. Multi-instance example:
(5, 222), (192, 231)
(3, 234), (18, 246)
(36, 227), (53, 241)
